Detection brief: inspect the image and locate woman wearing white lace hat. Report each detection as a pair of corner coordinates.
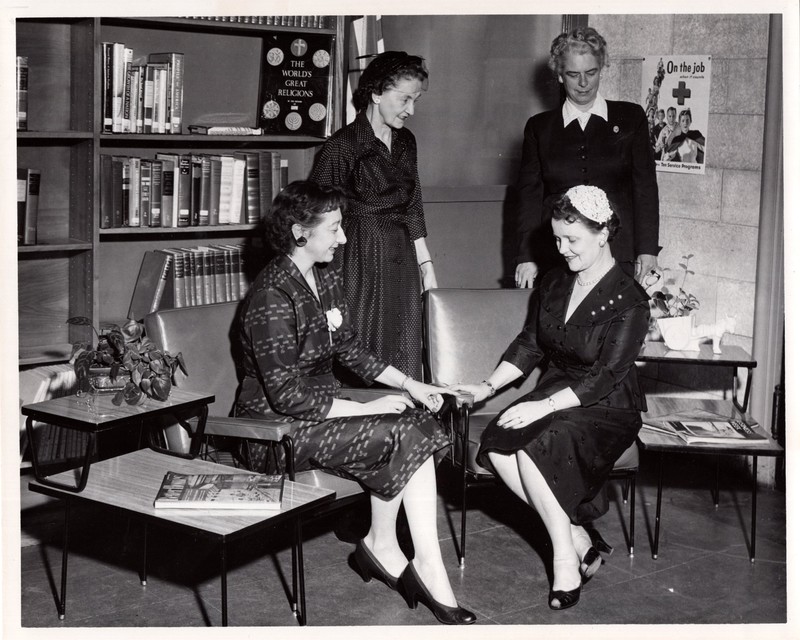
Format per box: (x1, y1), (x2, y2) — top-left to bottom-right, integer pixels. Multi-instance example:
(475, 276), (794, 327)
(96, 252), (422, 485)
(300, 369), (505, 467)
(451, 185), (650, 611)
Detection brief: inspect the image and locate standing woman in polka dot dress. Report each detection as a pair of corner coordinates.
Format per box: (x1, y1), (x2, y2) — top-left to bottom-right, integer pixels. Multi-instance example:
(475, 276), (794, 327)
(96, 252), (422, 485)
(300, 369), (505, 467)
(310, 51), (434, 380)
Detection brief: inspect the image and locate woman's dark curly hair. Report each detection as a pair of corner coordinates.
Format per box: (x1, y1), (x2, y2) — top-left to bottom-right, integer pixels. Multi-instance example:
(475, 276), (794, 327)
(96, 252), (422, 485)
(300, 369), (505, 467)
(548, 26), (608, 77)
(551, 190), (620, 241)
(265, 180), (347, 255)
(352, 51), (428, 112)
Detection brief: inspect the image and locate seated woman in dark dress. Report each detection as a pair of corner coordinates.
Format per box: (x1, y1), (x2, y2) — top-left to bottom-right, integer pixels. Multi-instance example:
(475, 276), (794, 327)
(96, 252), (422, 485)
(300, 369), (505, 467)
(452, 185), (650, 611)
(234, 180), (475, 625)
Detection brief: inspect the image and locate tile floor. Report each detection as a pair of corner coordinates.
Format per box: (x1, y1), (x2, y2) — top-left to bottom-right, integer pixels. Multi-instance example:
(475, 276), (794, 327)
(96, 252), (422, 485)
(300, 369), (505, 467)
(16, 450), (787, 632)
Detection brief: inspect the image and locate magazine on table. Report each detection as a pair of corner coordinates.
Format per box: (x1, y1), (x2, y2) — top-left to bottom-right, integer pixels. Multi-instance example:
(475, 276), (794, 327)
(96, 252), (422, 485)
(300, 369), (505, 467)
(641, 408), (771, 446)
(154, 471), (285, 509)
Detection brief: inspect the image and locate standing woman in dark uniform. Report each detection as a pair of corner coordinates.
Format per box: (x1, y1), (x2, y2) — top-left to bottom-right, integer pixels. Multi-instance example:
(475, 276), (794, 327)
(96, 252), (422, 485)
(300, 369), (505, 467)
(310, 51), (434, 380)
(514, 26), (660, 288)
(453, 186), (650, 611)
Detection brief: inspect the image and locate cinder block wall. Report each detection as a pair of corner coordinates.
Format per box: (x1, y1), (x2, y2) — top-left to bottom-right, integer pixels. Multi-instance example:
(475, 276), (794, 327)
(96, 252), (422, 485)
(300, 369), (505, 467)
(592, 14), (769, 356)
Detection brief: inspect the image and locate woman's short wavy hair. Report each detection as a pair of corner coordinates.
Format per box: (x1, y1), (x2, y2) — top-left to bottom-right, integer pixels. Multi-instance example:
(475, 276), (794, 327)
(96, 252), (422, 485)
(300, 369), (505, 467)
(265, 180), (347, 255)
(551, 190), (620, 241)
(352, 51), (428, 112)
(548, 26), (608, 77)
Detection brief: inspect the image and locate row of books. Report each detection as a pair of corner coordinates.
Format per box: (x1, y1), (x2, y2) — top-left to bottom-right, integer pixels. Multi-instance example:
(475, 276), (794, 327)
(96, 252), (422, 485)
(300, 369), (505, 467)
(16, 56), (28, 131)
(100, 151), (288, 229)
(17, 167), (41, 245)
(128, 245), (250, 321)
(183, 16), (334, 28)
(102, 43), (184, 134)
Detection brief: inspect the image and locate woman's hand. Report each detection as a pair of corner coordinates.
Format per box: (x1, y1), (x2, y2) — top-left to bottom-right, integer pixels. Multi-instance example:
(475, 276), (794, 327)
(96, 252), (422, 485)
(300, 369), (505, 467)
(420, 262), (438, 291)
(405, 379), (451, 413)
(497, 400), (552, 430)
(363, 394), (415, 416)
(448, 382), (492, 404)
(515, 262), (538, 288)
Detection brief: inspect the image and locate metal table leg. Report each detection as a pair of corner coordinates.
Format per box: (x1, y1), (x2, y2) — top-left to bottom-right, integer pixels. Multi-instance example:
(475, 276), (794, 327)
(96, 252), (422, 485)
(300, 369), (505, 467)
(653, 453), (664, 559)
(27, 417), (96, 492)
(750, 455), (758, 562)
(58, 502), (71, 619)
(220, 539), (228, 626)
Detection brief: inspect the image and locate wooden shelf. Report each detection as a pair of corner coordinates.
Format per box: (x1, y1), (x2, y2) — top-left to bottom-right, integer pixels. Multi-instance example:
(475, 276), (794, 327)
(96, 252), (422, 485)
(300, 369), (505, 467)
(18, 131), (94, 141)
(99, 225), (260, 236)
(19, 343), (74, 367)
(17, 14), (345, 361)
(100, 16), (337, 35)
(18, 241), (93, 254)
(99, 133), (327, 145)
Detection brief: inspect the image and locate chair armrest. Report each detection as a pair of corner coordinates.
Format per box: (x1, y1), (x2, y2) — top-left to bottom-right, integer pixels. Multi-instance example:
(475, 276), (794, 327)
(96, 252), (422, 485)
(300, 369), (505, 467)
(204, 415), (294, 442)
(338, 387), (411, 402)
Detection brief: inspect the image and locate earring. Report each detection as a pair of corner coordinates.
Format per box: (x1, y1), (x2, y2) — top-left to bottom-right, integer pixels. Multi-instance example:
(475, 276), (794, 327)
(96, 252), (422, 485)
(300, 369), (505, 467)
(295, 236), (307, 247)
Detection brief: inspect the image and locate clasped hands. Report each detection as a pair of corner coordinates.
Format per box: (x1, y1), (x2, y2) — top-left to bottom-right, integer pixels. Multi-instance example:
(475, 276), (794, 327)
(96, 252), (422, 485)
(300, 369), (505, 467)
(369, 379), (452, 415)
(447, 382), (552, 430)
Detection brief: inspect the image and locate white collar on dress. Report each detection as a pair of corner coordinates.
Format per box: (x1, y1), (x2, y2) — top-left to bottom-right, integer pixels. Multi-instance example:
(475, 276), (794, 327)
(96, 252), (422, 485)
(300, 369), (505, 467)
(562, 94), (608, 129)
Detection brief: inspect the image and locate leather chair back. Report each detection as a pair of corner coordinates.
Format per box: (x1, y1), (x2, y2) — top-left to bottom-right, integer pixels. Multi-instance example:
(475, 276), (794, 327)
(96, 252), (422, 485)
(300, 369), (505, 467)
(144, 302), (241, 419)
(424, 288), (541, 415)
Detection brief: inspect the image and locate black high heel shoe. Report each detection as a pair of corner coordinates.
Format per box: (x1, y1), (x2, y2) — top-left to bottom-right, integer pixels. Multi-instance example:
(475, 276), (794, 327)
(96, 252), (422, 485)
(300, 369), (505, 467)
(398, 563), (476, 625)
(579, 546), (604, 583)
(350, 539), (399, 592)
(549, 584), (581, 610)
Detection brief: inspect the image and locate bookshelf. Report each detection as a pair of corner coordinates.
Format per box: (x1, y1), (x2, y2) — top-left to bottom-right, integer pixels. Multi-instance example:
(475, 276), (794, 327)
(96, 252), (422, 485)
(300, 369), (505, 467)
(16, 16), (346, 362)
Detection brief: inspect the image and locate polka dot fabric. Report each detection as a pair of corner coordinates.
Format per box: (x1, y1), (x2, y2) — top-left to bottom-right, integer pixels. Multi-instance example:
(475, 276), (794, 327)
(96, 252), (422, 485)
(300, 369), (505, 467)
(310, 111), (427, 378)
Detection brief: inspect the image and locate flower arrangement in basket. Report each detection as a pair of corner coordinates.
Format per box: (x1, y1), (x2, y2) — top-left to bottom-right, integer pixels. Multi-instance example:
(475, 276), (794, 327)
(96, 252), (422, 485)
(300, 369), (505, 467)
(67, 316), (186, 405)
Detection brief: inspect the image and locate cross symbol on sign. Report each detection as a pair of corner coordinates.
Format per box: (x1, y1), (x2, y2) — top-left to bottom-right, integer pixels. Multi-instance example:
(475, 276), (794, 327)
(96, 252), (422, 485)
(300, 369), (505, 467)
(672, 81), (692, 105)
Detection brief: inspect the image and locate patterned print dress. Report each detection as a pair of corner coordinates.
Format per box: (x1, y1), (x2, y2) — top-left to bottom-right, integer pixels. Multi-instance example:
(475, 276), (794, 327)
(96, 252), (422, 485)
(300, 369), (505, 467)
(234, 255), (449, 498)
(478, 265), (650, 523)
(310, 111), (428, 378)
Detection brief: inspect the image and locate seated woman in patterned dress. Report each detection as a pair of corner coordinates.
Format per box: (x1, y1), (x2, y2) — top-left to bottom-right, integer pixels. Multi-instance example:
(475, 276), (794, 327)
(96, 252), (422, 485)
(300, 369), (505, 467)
(452, 185), (650, 611)
(233, 180), (475, 625)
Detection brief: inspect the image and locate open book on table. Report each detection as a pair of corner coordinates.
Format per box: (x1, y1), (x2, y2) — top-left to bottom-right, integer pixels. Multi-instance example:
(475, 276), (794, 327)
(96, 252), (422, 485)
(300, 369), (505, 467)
(154, 471), (285, 510)
(641, 408), (771, 446)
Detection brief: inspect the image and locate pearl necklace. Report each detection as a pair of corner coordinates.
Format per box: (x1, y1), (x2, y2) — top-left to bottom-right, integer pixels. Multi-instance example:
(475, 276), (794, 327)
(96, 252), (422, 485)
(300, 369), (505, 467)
(576, 260), (615, 287)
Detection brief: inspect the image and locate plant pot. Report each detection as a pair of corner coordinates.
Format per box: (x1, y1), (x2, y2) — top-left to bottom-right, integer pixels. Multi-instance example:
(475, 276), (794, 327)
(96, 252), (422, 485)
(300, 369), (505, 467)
(88, 367), (130, 393)
(656, 315), (696, 351)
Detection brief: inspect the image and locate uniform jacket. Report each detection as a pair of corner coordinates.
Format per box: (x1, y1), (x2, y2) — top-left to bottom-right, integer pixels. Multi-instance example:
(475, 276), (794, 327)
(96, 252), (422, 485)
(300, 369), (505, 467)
(516, 101), (660, 268)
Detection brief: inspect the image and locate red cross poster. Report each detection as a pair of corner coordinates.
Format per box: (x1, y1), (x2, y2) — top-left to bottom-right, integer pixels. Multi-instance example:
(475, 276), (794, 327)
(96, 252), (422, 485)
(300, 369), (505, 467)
(641, 55), (711, 175)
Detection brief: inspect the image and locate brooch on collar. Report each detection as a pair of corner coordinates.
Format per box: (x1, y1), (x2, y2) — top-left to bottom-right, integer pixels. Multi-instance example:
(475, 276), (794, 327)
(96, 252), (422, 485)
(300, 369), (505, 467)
(613, 125), (620, 133)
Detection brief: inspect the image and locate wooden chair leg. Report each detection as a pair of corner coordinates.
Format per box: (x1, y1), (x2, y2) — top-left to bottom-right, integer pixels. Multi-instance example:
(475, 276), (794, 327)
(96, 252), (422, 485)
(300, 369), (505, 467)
(459, 407), (469, 567)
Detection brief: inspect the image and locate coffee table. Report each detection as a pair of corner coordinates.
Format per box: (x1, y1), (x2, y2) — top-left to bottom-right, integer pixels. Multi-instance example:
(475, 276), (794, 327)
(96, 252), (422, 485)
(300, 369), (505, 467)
(638, 397), (784, 561)
(21, 389), (214, 492)
(28, 448), (335, 626)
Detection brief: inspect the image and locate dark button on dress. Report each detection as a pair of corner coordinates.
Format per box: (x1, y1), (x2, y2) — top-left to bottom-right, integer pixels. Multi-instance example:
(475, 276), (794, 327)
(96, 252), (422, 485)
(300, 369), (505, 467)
(478, 265), (650, 523)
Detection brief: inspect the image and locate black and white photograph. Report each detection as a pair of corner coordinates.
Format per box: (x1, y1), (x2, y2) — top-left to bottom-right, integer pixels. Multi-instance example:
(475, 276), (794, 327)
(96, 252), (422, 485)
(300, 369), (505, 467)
(2, 1), (797, 639)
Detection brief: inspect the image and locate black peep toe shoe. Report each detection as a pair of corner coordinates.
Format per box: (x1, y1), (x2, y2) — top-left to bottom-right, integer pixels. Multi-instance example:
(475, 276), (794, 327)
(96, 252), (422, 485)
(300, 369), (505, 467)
(549, 584), (581, 611)
(398, 563), (477, 625)
(579, 546), (604, 583)
(350, 539), (399, 591)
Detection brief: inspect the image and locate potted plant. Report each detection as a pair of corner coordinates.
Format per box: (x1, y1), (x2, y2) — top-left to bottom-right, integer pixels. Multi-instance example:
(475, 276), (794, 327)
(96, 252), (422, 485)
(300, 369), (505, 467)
(648, 254), (700, 350)
(67, 316), (186, 405)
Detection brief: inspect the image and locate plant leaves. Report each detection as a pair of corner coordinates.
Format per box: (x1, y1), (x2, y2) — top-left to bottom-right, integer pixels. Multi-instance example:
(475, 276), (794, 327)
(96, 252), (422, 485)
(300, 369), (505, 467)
(151, 376), (171, 401)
